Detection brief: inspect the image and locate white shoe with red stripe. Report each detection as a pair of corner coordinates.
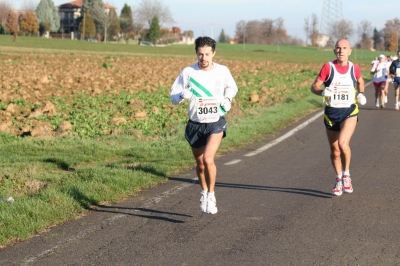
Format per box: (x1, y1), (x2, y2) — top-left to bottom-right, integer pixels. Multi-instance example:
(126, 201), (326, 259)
(332, 178), (343, 196)
(342, 175), (353, 193)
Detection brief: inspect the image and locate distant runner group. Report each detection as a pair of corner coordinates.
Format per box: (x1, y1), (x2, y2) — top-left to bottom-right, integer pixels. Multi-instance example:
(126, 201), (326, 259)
(370, 50), (400, 109)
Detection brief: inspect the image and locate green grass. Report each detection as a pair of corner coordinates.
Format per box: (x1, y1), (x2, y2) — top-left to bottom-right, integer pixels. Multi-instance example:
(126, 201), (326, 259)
(0, 35), (374, 247)
(0, 35), (382, 64)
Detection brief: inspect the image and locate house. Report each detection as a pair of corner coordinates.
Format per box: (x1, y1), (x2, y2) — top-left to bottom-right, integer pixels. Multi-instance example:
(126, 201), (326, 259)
(57, 0), (115, 39)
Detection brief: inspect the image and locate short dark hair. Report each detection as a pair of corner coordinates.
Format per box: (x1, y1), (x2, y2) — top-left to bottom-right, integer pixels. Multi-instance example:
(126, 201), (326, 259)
(195, 36), (216, 52)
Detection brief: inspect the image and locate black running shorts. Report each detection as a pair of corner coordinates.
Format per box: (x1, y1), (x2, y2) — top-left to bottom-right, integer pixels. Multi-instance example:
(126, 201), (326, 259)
(185, 117), (227, 148)
(324, 104), (358, 131)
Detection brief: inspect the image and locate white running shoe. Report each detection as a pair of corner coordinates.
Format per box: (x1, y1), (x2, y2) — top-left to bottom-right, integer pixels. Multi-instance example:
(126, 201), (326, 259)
(385, 95), (388, 103)
(206, 195), (218, 214)
(342, 175), (353, 193)
(395, 104), (399, 111)
(375, 101), (379, 108)
(200, 192), (207, 213)
(332, 178), (343, 196)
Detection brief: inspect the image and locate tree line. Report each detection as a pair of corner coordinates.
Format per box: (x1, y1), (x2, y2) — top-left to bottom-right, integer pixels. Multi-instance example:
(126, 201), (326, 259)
(225, 14), (399, 51)
(303, 13), (400, 51)
(0, 0), (185, 44)
(1, 0), (399, 51)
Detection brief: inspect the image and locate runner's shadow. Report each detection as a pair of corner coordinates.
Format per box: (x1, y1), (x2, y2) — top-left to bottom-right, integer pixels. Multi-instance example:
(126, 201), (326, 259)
(89, 205), (192, 224)
(65, 187), (190, 223)
(169, 177), (332, 198)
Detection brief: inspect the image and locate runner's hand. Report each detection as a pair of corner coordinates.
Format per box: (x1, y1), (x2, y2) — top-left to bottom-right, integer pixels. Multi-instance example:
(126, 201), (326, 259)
(180, 88), (193, 99)
(321, 87), (333, 97)
(221, 98), (231, 112)
(357, 93), (367, 105)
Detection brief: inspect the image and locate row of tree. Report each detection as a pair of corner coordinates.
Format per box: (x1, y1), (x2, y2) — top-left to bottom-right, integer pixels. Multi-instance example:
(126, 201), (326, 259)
(0, 0), (179, 44)
(303, 13), (400, 51)
(229, 14), (400, 51)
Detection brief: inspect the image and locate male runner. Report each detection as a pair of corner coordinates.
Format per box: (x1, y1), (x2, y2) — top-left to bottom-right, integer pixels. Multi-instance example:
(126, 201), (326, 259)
(311, 39), (366, 196)
(389, 50), (400, 110)
(170, 36), (238, 214)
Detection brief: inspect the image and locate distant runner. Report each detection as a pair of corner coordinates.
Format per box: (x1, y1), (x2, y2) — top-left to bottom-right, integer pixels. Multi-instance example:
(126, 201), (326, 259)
(170, 36), (238, 214)
(389, 50), (400, 110)
(311, 39), (366, 196)
(371, 54), (389, 108)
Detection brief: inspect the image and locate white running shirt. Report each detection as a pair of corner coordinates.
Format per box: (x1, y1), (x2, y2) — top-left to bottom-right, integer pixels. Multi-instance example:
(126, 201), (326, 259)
(371, 61), (390, 83)
(170, 62), (238, 123)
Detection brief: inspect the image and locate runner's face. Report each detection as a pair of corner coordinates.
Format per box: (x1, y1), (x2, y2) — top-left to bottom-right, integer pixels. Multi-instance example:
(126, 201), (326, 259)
(333, 40), (351, 63)
(196, 46), (215, 70)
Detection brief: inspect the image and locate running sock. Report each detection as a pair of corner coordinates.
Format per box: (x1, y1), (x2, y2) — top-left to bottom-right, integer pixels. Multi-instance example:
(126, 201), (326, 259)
(336, 174), (342, 179)
(208, 191), (215, 197)
(343, 170), (350, 176)
(201, 189), (208, 196)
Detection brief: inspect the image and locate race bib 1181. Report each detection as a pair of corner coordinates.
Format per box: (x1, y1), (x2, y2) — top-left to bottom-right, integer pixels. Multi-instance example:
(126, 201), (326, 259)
(330, 84), (355, 108)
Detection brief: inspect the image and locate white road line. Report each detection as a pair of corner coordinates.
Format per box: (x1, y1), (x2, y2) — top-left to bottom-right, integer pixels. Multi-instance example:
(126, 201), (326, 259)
(224, 159), (242, 165)
(244, 111), (324, 157)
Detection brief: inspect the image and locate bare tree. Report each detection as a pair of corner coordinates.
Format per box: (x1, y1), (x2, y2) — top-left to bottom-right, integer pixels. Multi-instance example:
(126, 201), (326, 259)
(329, 19), (354, 41)
(382, 18), (400, 51)
(0, 1), (13, 34)
(234, 20), (247, 44)
(261, 19), (274, 44)
(234, 18), (287, 45)
(357, 20), (372, 50)
(309, 14), (319, 46)
(246, 20), (262, 44)
(6, 10), (19, 41)
(91, 1), (111, 42)
(275, 17), (287, 44)
(304, 16), (310, 45)
(134, 0), (174, 30)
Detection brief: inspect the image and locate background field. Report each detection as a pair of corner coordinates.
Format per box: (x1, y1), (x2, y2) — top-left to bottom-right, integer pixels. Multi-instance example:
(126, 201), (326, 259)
(0, 35), (375, 247)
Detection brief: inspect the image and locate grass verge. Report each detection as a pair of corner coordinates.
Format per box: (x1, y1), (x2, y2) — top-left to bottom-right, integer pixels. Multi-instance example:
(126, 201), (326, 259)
(0, 91), (322, 248)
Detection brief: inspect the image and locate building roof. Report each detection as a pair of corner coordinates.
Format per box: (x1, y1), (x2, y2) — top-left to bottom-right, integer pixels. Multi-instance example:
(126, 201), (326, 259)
(58, 0), (115, 9)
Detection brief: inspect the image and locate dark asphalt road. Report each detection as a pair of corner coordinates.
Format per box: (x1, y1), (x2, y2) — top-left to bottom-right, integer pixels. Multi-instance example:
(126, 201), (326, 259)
(1, 81), (400, 266)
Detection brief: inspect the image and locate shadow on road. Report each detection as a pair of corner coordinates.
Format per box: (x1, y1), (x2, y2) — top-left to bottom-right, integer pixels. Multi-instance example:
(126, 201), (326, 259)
(169, 177), (332, 199)
(89, 205), (192, 224)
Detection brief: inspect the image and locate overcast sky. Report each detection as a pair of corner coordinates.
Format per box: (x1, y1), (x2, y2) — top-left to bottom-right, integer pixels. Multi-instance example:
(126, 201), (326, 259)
(13, 0), (400, 44)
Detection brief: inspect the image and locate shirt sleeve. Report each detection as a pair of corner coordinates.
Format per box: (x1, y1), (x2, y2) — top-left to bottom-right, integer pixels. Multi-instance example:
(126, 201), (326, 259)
(170, 68), (187, 105)
(353, 64), (362, 80)
(223, 67), (238, 101)
(317, 62), (331, 82)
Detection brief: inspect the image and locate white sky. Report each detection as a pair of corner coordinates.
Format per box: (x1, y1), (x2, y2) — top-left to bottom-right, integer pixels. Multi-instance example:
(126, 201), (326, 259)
(13, 0), (400, 43)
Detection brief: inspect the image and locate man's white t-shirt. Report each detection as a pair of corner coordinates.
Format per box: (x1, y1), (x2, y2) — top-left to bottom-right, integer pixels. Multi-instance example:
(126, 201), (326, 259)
(170, 62), (238, 123)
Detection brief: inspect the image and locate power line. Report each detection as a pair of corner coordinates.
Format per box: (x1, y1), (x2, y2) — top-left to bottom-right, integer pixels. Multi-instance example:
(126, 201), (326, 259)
(320, 0), (343, 36)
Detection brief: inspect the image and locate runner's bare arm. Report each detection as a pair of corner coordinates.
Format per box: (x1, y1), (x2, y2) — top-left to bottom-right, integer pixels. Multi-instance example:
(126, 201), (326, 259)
(357, 77), (365, 94)
(311, 78), (325, 96)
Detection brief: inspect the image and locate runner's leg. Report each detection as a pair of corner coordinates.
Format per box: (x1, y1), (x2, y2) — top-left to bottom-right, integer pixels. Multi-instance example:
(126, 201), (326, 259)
(326, 129), (342, 176)
(380, 83), (386, 107)
(374, 85), (380, 107)
(191, 147), (207, 191)
(338, 116), (357, 172)
(203, 132), (224, 192)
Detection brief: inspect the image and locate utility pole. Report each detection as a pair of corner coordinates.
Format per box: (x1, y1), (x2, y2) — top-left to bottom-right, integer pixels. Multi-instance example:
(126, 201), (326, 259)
(82, 0), (85, 40)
